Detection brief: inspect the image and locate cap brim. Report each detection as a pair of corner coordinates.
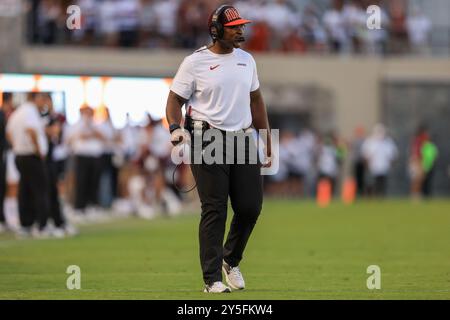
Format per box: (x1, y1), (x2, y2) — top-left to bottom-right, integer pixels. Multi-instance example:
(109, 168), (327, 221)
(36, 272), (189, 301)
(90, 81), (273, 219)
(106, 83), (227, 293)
(223, 19), (251, 26)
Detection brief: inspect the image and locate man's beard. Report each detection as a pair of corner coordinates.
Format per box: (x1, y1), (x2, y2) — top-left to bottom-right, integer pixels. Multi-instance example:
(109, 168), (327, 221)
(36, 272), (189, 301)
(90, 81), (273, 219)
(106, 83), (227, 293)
(233, 36), (245, 48)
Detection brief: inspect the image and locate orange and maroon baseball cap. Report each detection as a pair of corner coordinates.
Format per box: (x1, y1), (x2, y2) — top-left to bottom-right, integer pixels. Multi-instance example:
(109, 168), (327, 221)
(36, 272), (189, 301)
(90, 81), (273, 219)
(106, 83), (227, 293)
(222, 6), (251, 26)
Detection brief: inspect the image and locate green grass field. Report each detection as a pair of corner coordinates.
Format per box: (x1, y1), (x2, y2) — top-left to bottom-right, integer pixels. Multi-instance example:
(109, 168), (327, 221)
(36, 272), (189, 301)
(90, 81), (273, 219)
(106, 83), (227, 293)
(1, 199), (450, 300)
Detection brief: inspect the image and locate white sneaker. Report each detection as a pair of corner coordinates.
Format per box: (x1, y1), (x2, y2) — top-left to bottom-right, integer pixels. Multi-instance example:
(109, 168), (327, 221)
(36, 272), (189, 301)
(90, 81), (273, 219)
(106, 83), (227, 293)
(51, 227), (66, 239)
(64, 224), (79, 237)
(32, 227), (51, 239)
(70, 210), (87, 224)
(15, 227), (32, 239)
(86, 207), (111, 223)
(203, 281), (231, 293)
(222, 261), (245, 290)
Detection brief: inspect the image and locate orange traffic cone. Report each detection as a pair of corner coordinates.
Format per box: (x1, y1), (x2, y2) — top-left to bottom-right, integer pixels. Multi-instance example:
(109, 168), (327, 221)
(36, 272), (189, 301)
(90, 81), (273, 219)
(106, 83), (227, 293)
(317, 178), (332, 208)
(342, 177), (356, 205)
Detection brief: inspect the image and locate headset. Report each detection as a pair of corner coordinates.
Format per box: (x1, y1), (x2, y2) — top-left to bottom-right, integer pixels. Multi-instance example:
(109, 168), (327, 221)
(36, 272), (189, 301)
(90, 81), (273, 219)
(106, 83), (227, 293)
(209, 4), (232, 41)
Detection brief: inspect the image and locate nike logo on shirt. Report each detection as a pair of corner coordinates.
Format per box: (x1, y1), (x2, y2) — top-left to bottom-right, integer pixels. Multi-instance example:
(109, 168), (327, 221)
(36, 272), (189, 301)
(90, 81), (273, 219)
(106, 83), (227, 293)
(209, 65), (220, 70)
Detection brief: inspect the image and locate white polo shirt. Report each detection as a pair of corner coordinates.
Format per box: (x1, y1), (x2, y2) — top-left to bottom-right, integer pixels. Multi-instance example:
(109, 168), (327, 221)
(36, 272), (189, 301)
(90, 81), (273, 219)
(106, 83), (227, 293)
(67, 119), (104, 157)
(170, 47), (260, 131)
(6, 102), (48, 156)
(362, 137), (398, 176)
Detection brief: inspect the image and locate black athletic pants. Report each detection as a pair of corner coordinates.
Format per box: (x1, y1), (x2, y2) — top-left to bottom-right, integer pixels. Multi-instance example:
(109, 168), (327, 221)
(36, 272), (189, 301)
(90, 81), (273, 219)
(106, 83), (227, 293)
(373, 175), (387, 197)
(74, 155), (101, 211)
(421, 167), (435, 198)
(15, 155), (49, 230)
(190, 130), (263, 285)
(47, 159), (65, 227)
(353, 160), (365, 196)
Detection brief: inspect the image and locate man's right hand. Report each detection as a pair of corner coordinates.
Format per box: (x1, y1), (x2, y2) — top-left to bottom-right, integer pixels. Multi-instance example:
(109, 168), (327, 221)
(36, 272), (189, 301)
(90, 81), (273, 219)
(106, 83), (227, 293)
(171, 128), (191, 146)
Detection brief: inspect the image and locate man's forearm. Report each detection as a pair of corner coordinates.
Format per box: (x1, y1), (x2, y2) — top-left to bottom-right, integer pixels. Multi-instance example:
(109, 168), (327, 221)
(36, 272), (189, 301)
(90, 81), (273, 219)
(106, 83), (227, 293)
(252, 108), (270, 132)
(250, 89), (270, 131)
(166, 91), (185, 126)
(250, 90), (271, 156)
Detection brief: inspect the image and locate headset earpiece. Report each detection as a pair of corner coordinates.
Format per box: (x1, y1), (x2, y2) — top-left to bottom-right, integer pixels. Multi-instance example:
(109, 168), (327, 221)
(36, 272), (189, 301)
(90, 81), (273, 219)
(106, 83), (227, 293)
(209, 5), (230, 41)
(210, 25), (218, 40)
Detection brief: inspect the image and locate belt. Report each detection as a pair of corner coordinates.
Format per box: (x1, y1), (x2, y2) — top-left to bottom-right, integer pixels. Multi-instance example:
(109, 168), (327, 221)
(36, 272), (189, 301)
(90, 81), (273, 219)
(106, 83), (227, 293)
(190, 119), (254, 134)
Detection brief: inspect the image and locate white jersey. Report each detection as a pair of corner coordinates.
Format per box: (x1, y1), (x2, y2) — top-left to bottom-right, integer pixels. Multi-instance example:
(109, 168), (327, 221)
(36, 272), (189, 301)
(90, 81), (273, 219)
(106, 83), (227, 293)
(362, 137), (398, 176)
(6, 102), (48, 156)
(170, 46), (260, 131)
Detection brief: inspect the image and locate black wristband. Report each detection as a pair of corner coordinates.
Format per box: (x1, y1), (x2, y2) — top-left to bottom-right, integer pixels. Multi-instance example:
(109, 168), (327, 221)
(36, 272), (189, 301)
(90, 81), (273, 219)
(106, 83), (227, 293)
(169, 123), (181, 134)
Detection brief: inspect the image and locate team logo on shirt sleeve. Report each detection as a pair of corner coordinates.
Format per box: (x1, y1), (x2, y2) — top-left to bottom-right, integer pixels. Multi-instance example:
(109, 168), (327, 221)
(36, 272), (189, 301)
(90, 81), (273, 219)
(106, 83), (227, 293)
(209, 65), (220, 70)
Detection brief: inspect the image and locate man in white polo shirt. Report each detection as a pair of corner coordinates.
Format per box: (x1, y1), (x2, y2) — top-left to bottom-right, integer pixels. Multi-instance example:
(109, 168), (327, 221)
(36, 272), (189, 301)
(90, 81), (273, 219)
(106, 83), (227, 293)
(6, 92), (50, 237)
(67, 105), (105, 217)
(362, 124), (398, 197)
(166, 4), (272, 293)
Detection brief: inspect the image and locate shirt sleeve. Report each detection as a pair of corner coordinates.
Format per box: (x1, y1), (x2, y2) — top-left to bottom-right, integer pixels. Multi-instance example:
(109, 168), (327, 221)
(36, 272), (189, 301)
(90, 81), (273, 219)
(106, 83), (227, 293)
(24, 111), (40, 130)
(250, 55), (260, 92)
(170, 56), (195, 100)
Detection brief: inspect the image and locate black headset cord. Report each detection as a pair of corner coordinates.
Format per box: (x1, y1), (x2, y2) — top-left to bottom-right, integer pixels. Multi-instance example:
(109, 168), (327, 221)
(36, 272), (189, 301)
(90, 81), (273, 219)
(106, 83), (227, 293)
(172, 163), (197, 193)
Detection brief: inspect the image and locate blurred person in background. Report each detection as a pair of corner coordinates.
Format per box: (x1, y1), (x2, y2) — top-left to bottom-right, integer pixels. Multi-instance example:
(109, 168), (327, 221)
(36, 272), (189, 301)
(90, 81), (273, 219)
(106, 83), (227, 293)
(284, 130), (304, 196)
(43, 94), (76, 237)
(323, 0), (348, 54)
(138, 114), (180, 215)
(74, 0), (98, 45)
(153, 0), (179, 48)
(97, 107), (120, 209)
(406, 6), (432, 55)
(177, 0), (211, 49)
(316, 132), (342, 196)
(263, 0), (300, 51)
(362, 124), (398, 197)
(409, 125), (427, 199)
(108, 113), (138, 215)
(387, 0), (409, 54)
(0, 93), (10, 232)
(67, 105), (105, 219)
(27, 0), (41, 44)
(300, 3), (327, 53)
(139, 0), (158, 47)
(26, 0), (64, 44)
(420, 133), (438, 199)
(6, 93), (50, 238)
(409, 125), (438, 200)
(295, 128), (317, 197)
(283, 129), (315, 197)
(116, 0), (141, 47)
(343, 0), (367, 54)
(350, 126), (367, 197)
(0, 94), (20, 232)
(99, 0), (119, 47)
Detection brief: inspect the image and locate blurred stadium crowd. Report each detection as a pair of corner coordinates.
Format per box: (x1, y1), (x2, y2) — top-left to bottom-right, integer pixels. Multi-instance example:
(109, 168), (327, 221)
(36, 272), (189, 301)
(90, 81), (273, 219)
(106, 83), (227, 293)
(27, 0), (433, 55)
(0, 92), (439, 238)
(269, 124), (438, 200)
(0, 92), (192, 238)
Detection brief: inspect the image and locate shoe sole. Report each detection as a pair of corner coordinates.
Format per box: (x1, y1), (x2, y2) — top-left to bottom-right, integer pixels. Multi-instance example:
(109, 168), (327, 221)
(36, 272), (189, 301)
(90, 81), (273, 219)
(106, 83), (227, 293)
(222, 266), (245, 291)
(203, 287), (231, 293)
